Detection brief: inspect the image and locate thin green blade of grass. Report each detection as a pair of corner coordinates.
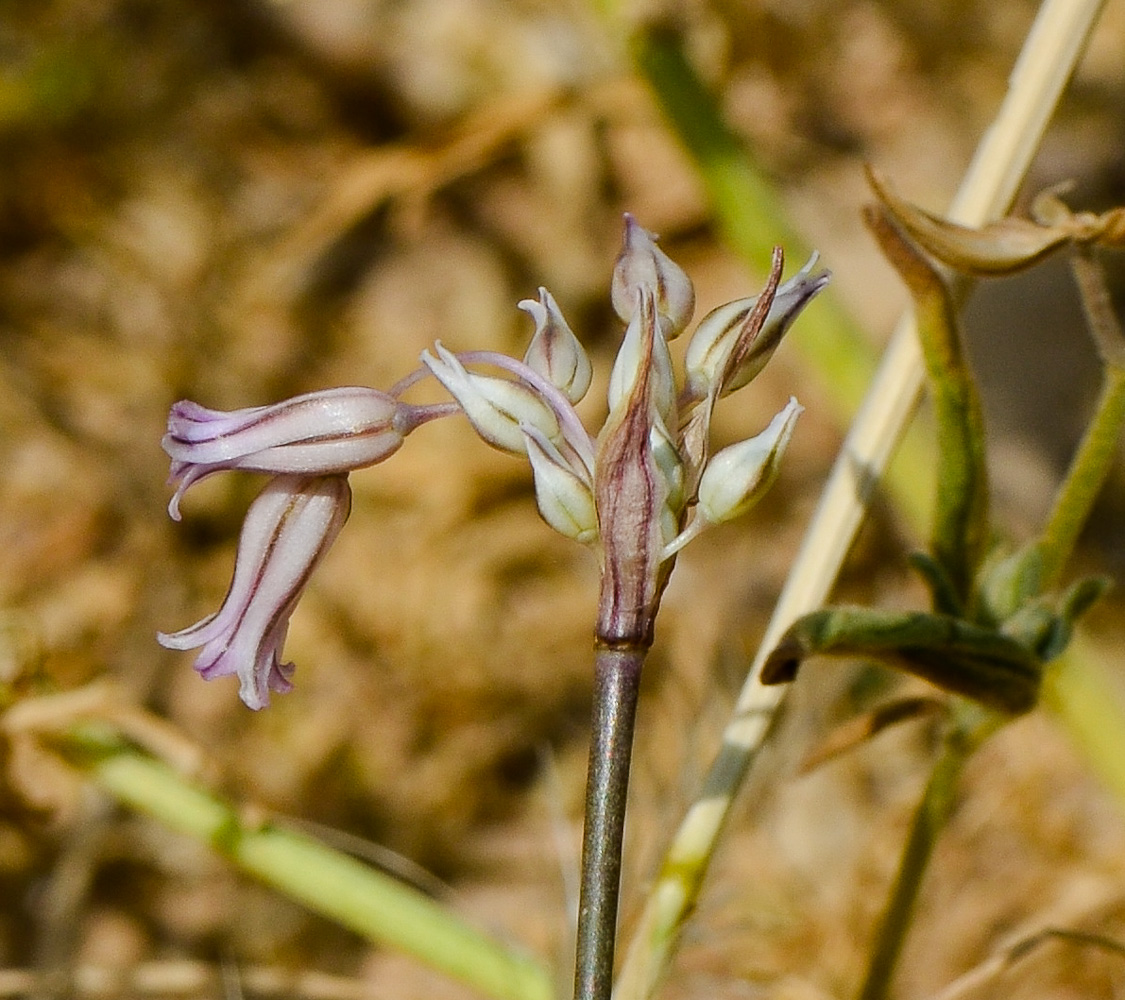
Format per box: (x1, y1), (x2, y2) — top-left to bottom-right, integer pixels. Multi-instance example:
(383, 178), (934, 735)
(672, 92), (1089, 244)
(58, 727), (554, 1000)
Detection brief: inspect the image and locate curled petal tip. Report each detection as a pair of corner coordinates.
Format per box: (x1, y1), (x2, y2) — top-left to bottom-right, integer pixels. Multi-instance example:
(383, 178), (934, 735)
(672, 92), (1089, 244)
(162, 387), (406, 516)
(159, 475), (351, 710)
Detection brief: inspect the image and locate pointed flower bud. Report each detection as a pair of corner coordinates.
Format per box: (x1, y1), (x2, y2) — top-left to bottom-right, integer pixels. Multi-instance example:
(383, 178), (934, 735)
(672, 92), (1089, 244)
(163, 387), (408, 520)
(684, 255), (829, 401)
(607, 290), (677, 429)
(522, 424), (598, 543)
(421, 342), (560, 455)
(697, 397), (802, 525)
(520, 288), (593, 405)
(158, 474), (351, 710)
(611, 214), (695, 339)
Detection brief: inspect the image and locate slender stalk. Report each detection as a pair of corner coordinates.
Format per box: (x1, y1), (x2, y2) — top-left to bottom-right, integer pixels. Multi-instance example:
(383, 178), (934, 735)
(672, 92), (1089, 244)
(614, 3), (1106, 996)
(1037, 364), (1125, 587)
(56, 727), (554, 1000)
(575, 647), (646, 1000)
(856, 705), (998, 1000)
(1035, 252), (1125, 588)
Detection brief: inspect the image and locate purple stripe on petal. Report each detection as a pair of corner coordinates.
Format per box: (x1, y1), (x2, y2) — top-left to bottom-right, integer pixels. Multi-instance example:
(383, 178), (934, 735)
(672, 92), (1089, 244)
(159, 474), (352, 710)
(162, 387), (406, 516)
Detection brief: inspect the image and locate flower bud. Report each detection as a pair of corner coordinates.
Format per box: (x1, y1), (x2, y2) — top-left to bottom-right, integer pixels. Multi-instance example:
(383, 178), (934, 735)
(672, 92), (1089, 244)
(697, 397), (802, 524)
(607, 290), (677, 429)
(611, 214), (695, 339)
(163, 387), (406, 520)
(523, 424), (598, 543)
(684, 256), (829, 400)
(422, 342), (560, 454)
(649, 416), (685, 519)
(520, 288), (593, 404)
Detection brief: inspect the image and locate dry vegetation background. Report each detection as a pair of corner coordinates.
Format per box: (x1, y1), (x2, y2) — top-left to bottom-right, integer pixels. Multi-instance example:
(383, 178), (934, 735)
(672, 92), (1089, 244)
(4, 0), (1125, 997)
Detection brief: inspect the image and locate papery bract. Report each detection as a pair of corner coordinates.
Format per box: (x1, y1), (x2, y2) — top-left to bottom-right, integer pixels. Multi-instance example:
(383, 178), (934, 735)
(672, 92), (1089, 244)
(683, 255), (829, 401)
(158, 474), (351, 710)
(595, 291), (671, 647)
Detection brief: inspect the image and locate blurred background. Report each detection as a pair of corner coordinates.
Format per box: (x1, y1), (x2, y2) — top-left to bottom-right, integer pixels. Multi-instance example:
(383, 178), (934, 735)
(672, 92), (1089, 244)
(3, 0), (1125, 996)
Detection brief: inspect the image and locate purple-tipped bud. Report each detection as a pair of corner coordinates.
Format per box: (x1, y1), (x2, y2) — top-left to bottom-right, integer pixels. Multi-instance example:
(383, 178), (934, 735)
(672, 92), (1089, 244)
(520, 288), (593, 405)
(421, 342), (560, 455)
(697, 397), (802, 525)
(158, 474), (351, 710)
(611, 215), (695, 339)
(163, 387), (406, 520)
(684, 255), (829, 400)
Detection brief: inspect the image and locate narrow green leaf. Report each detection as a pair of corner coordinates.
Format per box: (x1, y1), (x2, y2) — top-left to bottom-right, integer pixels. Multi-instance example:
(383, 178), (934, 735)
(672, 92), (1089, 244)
(57, 728), (554, 1000)
(762, 607), (1041, 714)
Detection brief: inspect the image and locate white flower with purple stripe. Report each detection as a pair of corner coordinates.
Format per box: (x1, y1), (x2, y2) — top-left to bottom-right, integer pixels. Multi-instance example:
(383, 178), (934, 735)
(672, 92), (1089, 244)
(158, 475), (351, 710)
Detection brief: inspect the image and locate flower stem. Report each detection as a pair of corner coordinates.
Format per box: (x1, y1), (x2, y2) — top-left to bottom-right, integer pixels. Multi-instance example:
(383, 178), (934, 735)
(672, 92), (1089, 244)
(1035, 252), (1125, 588)
(856, 703), (1000, 1000)
(574, 646), (646, 1000)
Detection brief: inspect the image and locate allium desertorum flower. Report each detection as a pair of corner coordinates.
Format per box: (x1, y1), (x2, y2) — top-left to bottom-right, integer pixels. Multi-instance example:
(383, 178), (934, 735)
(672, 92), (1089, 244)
(160, 217), (828, 707)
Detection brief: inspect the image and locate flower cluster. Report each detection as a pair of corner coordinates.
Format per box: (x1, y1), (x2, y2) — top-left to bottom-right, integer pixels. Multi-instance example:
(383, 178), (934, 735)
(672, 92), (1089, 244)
(159, 216), (828, 708)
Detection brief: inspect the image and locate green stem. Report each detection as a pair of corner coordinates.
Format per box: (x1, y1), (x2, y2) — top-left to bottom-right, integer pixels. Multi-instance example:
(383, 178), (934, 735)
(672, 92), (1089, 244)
(1037, 364), (1125, 587)
(1036, 253), (1125, 588)
(856, 705), (999, 1000)
(864, 212), (989, 603)
(58, 728), (553, 1000)
(574, 647), (645, 1000)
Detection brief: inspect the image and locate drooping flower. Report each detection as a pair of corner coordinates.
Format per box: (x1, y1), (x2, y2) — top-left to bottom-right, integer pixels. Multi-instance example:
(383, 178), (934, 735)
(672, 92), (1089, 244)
(158, 475), (352, 710)
(163, 386), (413, 519)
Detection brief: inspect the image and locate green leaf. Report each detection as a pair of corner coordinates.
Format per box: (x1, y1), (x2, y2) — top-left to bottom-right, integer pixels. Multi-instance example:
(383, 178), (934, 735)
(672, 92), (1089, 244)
(762, 607), (1041, 714)
(976, 541), (1046, 625)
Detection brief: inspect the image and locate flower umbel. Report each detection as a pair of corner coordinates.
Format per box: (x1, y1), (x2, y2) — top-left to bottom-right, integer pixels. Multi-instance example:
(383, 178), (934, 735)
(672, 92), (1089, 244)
(161, 216), (826, 706)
